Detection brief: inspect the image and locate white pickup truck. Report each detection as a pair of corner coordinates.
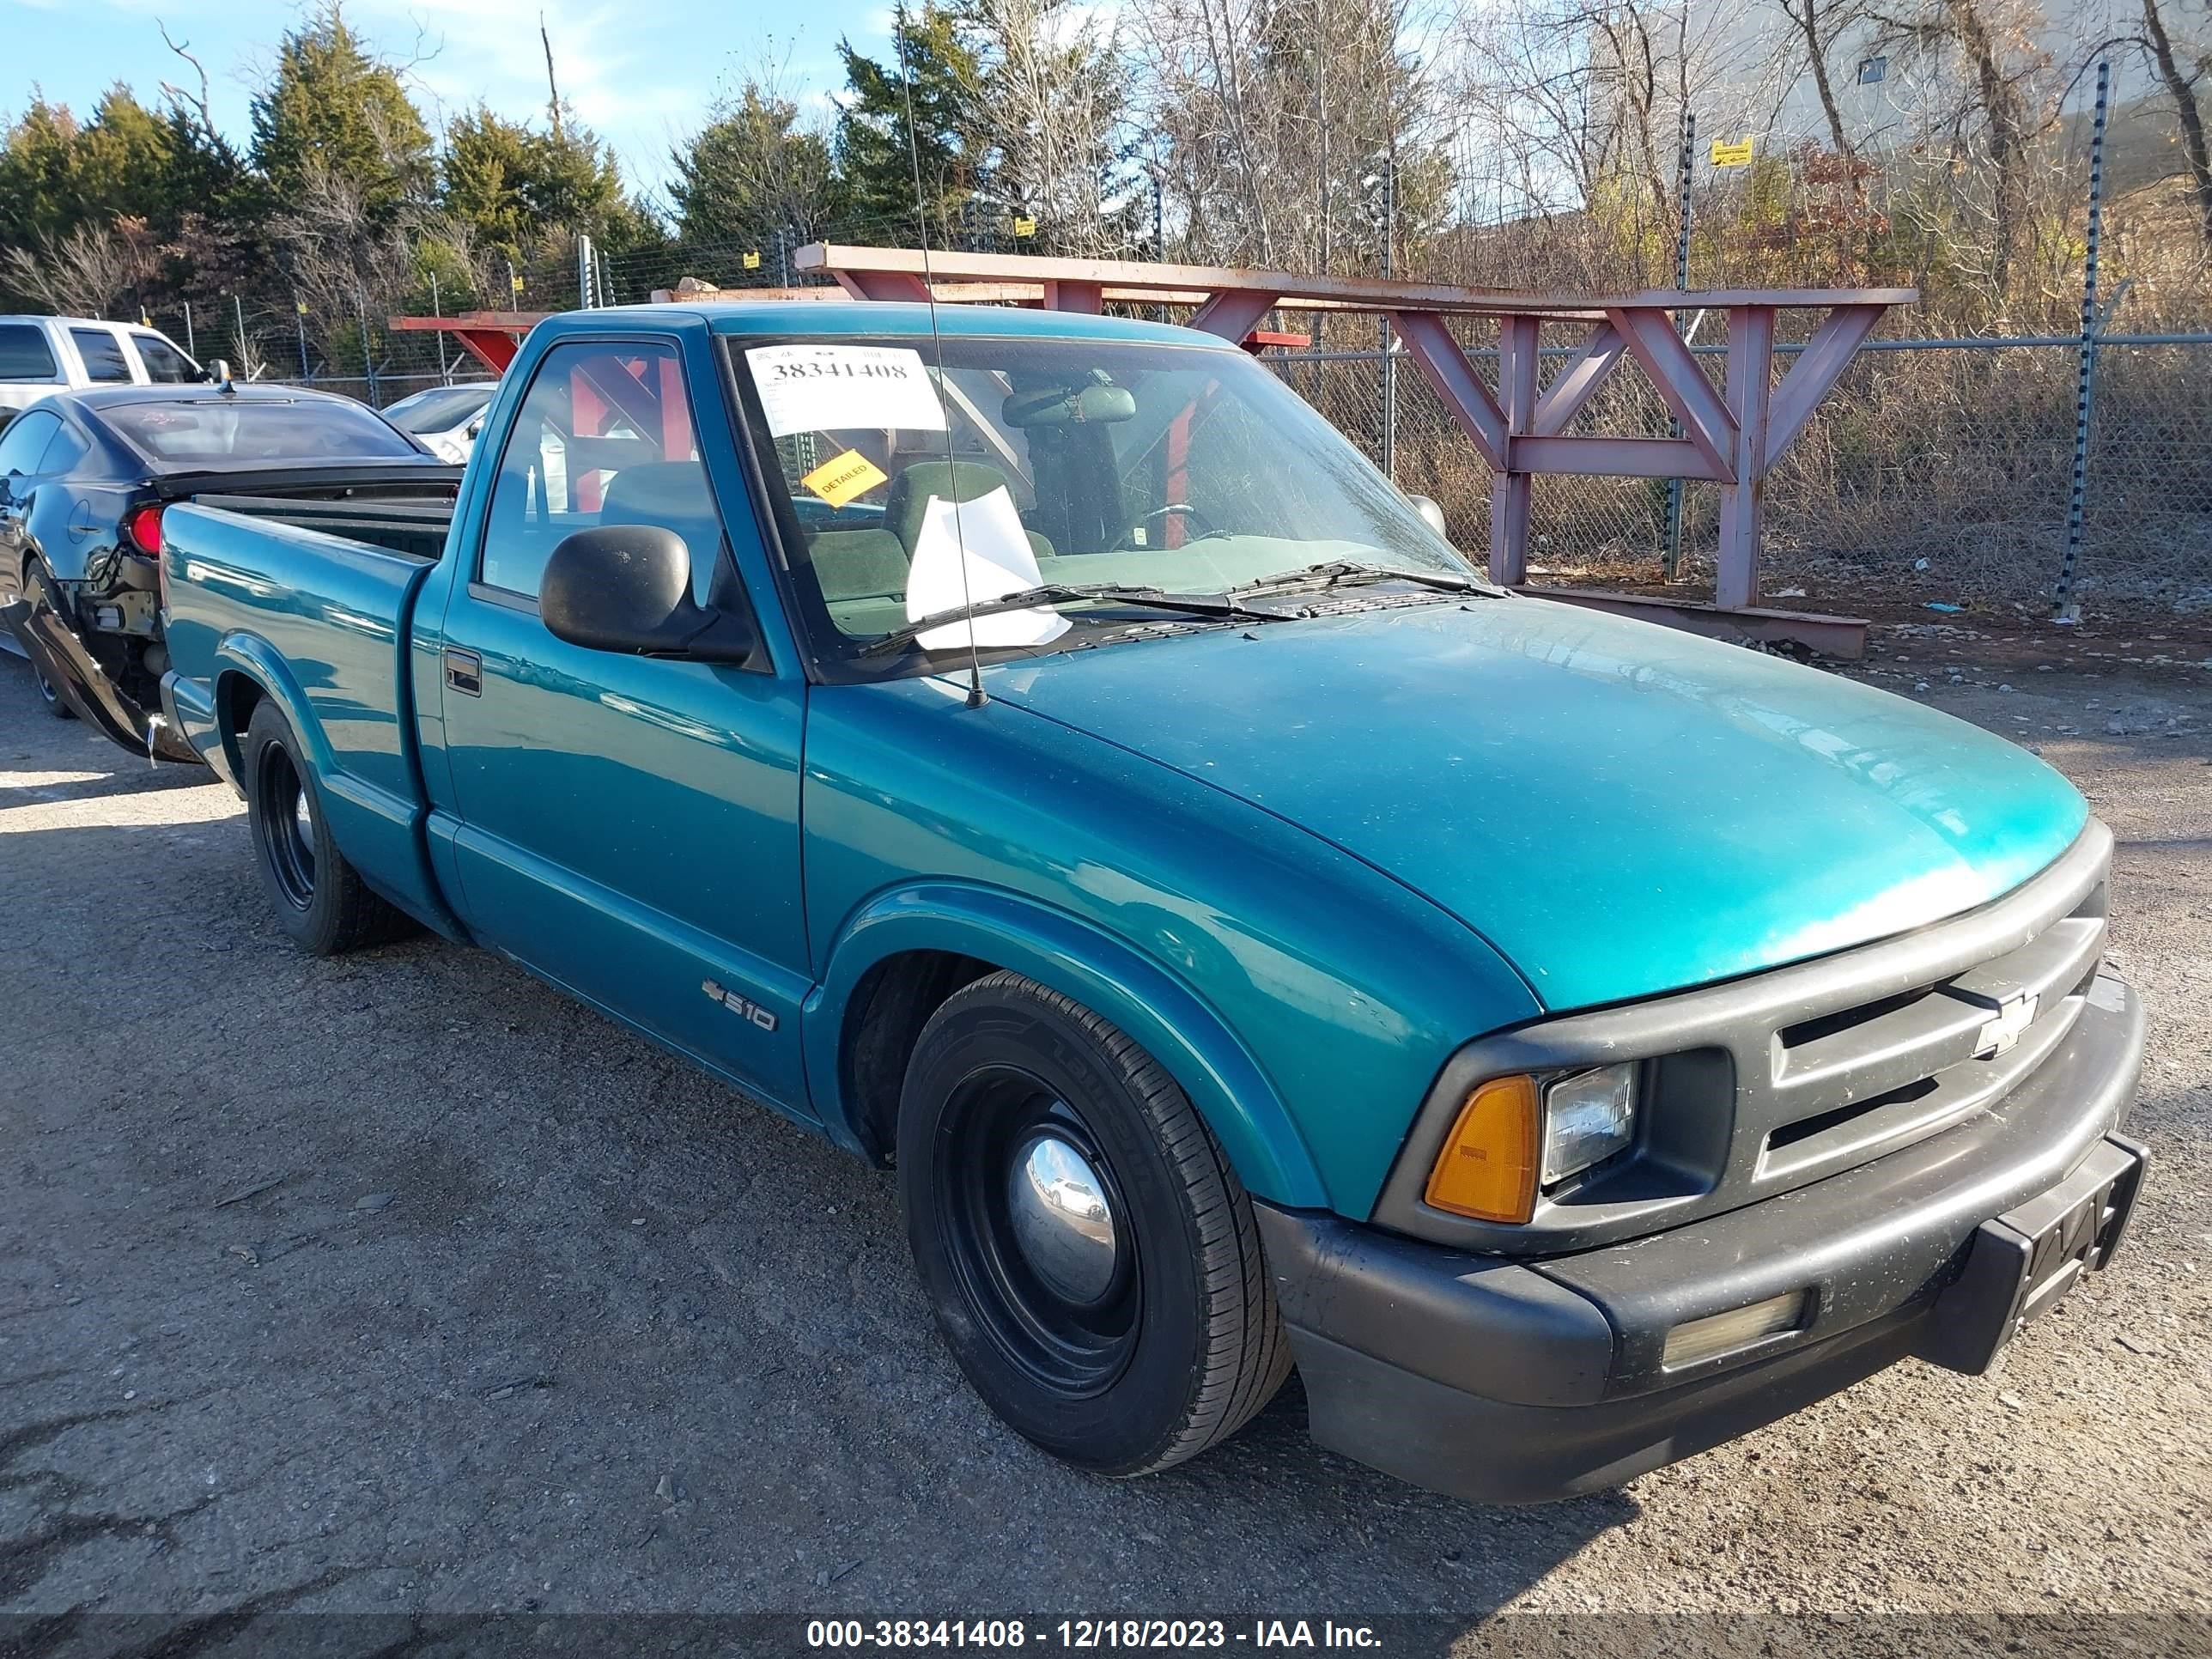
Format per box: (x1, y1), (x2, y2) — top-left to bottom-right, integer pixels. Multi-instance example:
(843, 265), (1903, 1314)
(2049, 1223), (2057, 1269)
(0, 315), (206, 428)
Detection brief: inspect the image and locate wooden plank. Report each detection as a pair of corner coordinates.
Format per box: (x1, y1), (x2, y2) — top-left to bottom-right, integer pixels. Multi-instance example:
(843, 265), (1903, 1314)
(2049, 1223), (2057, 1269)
(1386, 312), (1506, 471)
(1764, 303), (1883, 469)
(1717, 305), (1777, 610)
(794, 243), (1916, 317)
(1489, 316), (1540, 586)
(1607, 307), (1737, 483)
(1510, 434), (1727, 480)
(1187, 289), (1279, 343)
(1530, 321), (1626, 435)
(1524, 587), (1869, 659)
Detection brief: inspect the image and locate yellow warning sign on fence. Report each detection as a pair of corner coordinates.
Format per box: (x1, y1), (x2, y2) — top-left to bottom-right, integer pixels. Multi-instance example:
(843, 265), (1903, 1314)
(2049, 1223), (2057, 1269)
(800, 448), (890, 509)
(1012, 216), (1037, 238)
(1710, 137), (1755, 167)
(743, 251), (762, 270)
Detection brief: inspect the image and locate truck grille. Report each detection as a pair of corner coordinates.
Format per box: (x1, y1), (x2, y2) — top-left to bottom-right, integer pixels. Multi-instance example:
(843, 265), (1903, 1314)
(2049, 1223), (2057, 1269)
(1374, 819), (2118, 1255)
(1755, 877), (2106, 1185)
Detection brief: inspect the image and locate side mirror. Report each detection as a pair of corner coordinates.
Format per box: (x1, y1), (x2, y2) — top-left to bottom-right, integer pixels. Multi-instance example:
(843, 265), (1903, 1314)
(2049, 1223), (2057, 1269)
(538, 526), (757, 665)
(465, 418), (483, 439)
(1407, 494), (1450, 540)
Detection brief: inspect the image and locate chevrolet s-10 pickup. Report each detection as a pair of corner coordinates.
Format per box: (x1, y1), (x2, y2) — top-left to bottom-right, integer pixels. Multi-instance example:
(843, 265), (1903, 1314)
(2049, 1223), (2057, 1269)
(138, 301), (2144, 1504)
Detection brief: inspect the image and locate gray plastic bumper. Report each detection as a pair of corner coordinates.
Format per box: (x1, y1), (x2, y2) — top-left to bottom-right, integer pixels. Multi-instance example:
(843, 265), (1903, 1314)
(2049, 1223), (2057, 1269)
(1257, 972), (2147, 1504)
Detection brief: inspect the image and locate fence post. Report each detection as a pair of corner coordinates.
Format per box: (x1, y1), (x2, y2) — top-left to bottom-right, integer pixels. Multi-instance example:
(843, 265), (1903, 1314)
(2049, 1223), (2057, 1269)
(182, 301), (195, 359)
(2053, 58), (2110, 623)
(233, 295), (246, 372)
(1664, 110), (1695, 580)
(295, 301), (311, 380)
(431, 271), (452, 387)
(356, 289), (380, 407)
(1379, 155), (1398, 481)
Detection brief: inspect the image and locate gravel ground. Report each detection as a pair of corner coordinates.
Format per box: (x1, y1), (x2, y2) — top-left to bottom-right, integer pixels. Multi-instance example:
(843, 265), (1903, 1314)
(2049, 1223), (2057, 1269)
(1, 637), (2207, 1654)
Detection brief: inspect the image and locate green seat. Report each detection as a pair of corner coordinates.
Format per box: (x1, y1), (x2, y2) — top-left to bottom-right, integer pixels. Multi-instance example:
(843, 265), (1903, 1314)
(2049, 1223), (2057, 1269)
(884, 460), (1054, 561)
(810, 528), (910, 602)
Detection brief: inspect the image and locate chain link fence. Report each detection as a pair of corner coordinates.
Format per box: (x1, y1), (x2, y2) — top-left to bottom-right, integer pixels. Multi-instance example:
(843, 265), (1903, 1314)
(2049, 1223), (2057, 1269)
(1276, 329), (2212, 621)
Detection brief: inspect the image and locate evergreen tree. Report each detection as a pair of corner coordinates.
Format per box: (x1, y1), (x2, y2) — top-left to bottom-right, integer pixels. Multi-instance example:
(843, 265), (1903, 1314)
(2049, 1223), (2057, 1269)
(669, 84), (836, 256)
(834, 3), (982, 232)
(248, 5), (432, 223)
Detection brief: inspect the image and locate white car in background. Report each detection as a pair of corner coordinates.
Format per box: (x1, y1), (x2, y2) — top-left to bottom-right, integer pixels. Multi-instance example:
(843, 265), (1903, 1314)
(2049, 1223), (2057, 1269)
(379, 381), (497, 464)
(0, 316), (208, 428)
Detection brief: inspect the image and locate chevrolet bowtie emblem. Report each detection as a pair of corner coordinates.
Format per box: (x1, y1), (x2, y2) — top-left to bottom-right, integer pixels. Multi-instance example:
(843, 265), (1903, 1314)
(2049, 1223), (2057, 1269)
(1974, 992), (2038, 1059)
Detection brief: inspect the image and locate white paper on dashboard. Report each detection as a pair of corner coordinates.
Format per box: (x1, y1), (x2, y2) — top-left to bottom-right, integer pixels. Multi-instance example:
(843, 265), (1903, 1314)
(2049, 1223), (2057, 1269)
(904, 486), (1071, 653)
(744, 343), (948, 436)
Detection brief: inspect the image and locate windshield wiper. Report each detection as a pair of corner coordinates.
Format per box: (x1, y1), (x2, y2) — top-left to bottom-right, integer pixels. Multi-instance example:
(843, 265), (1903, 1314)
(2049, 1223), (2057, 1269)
(1225, 560), (1499, 600)
(859, 583), (1271, 659)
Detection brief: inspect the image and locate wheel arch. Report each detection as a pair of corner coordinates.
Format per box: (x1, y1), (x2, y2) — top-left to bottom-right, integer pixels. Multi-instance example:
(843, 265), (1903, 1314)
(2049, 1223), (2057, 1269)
(805, 882), (1329, 1211)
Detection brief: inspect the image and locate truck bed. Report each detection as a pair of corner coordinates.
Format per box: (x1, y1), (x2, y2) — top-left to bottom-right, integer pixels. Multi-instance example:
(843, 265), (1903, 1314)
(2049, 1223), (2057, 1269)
(185, 494), (453, 563)
(161, 503), (442, 908)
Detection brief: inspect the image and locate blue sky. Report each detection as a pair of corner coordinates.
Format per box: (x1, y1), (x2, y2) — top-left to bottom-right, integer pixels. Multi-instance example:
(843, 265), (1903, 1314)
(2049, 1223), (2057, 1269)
(0, 0), (896, 199)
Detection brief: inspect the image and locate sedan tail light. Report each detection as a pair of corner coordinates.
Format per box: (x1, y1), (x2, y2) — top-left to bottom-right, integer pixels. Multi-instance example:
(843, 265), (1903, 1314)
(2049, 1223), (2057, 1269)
(126, 504), (165, 556)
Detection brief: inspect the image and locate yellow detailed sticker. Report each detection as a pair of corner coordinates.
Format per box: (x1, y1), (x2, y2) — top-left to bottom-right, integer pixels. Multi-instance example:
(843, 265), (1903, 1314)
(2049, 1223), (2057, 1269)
(800, 449), (890, 508)
(1709, 137), (1756, 168)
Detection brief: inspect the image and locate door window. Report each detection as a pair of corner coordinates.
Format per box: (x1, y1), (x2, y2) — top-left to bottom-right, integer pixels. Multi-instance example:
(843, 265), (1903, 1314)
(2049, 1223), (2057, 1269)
(70, 329), (133, 384)
(0, 410), (60, 475)
(131, 334), (202, 383)
(479, 339), (724, 604)
(0, 325), (58, 382)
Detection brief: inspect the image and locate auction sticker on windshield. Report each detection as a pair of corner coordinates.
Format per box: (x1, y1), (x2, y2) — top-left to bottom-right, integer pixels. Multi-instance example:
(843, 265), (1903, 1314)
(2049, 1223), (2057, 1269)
(747, 343), (946, 437)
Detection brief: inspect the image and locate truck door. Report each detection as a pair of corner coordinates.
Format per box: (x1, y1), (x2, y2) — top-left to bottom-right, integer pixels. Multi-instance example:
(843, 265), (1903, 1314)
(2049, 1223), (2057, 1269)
(434, 334), (813, 1115)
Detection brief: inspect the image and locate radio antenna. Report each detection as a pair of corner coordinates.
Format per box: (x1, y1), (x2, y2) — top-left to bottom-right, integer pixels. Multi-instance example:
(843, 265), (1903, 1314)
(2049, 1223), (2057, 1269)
(896, 10), (988, 709)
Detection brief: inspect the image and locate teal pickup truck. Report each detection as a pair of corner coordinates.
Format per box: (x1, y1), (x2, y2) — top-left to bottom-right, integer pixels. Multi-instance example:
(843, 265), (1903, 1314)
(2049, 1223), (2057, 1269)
(151, 302), (2146, 1504)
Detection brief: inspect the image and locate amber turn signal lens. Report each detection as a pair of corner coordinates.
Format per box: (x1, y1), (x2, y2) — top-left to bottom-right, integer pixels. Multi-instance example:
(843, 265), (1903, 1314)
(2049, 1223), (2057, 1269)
(1424, 1073), (1540, 1223)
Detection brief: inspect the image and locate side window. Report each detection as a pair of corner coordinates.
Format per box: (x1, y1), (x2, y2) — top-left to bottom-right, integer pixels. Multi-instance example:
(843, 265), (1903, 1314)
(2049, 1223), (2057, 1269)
(38, 421), (90, 476)
(70, 329), (132, 384)
(0, 325), (58, 382)
(0, 410), (61, 476)
(479, 338), (724, 604)
(132, 334), (201, 384)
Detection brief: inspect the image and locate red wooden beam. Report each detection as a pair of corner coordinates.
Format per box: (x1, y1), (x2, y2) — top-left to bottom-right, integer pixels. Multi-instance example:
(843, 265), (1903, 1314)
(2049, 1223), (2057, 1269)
(1385, 312), (1506, 470)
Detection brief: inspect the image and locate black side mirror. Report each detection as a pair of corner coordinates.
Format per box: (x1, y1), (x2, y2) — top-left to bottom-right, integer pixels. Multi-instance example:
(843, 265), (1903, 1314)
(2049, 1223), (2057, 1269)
(539, 526), (757, 665)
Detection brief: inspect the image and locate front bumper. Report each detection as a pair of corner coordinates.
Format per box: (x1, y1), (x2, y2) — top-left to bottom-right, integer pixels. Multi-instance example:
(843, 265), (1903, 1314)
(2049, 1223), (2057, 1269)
(1260, 971), (2147, 1505)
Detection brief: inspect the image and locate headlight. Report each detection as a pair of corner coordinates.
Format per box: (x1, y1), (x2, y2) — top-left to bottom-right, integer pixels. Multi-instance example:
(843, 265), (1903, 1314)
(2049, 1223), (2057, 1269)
(1540, 1063), (1638, 1184)
(1424, 1061), (1643, 1224)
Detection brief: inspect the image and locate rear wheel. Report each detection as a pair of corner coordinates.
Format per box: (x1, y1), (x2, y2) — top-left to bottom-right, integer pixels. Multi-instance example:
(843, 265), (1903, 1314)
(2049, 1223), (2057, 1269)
(898, 971), (1291, 1477)
(21, 556), (76, 720)
(242, 700), (410, 955)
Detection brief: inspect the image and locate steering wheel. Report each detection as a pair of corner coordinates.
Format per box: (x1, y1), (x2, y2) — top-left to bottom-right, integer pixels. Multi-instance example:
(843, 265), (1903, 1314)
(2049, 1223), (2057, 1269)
(1124, 501), (1218, 547)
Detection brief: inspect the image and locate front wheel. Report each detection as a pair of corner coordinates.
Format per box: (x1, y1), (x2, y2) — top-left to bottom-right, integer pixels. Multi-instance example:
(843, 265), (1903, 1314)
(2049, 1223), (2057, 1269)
(898, 971), (1291, 1477)
(241, 699), (411, 955)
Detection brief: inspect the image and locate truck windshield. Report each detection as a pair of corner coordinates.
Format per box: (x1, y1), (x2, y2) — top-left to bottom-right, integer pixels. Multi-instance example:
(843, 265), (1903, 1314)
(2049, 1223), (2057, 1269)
(734, 334), (1476, 669)
(102, 397), (424, 465)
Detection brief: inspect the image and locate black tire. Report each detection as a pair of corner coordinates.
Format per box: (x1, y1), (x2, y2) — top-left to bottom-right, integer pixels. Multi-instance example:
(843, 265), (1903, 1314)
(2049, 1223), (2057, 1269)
(241, 699), (410, 955)
(898, 970), (1291, 1478)
(21, 557), (76, 720)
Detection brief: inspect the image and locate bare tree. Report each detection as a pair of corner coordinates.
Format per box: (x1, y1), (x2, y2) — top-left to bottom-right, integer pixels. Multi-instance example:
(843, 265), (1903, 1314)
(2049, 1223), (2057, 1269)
(963, 0), (1134, 254)
(0, 220), (159, 318)
(2132, 0), (2212, 254)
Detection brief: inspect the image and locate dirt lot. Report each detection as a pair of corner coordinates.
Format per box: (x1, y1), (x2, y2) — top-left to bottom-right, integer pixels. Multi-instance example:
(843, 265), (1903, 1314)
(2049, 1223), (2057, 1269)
(2, 624), (2208, 1655)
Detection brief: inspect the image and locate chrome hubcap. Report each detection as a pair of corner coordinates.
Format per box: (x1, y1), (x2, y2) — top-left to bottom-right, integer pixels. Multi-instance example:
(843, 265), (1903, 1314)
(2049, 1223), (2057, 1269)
(1005, 1133), (1119, 1305)
(294, 791), (313, 840)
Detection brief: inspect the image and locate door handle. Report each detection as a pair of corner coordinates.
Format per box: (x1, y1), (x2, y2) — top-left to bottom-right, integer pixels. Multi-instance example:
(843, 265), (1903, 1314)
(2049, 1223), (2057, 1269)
(444, 647), (483, 696)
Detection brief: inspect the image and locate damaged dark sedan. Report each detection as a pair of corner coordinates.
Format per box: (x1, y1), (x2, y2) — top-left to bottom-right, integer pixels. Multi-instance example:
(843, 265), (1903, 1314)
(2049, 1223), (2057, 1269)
(0, 377), (461, 758)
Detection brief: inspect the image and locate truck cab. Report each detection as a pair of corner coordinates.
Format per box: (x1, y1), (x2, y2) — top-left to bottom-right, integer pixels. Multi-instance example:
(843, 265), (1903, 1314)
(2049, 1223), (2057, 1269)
(0, 315), (206, 428)
(146, 302), (2147, 1505)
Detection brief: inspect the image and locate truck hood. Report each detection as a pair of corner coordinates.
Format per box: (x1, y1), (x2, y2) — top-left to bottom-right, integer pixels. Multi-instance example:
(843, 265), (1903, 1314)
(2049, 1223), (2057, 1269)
(980, 598), (2089, 1012)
